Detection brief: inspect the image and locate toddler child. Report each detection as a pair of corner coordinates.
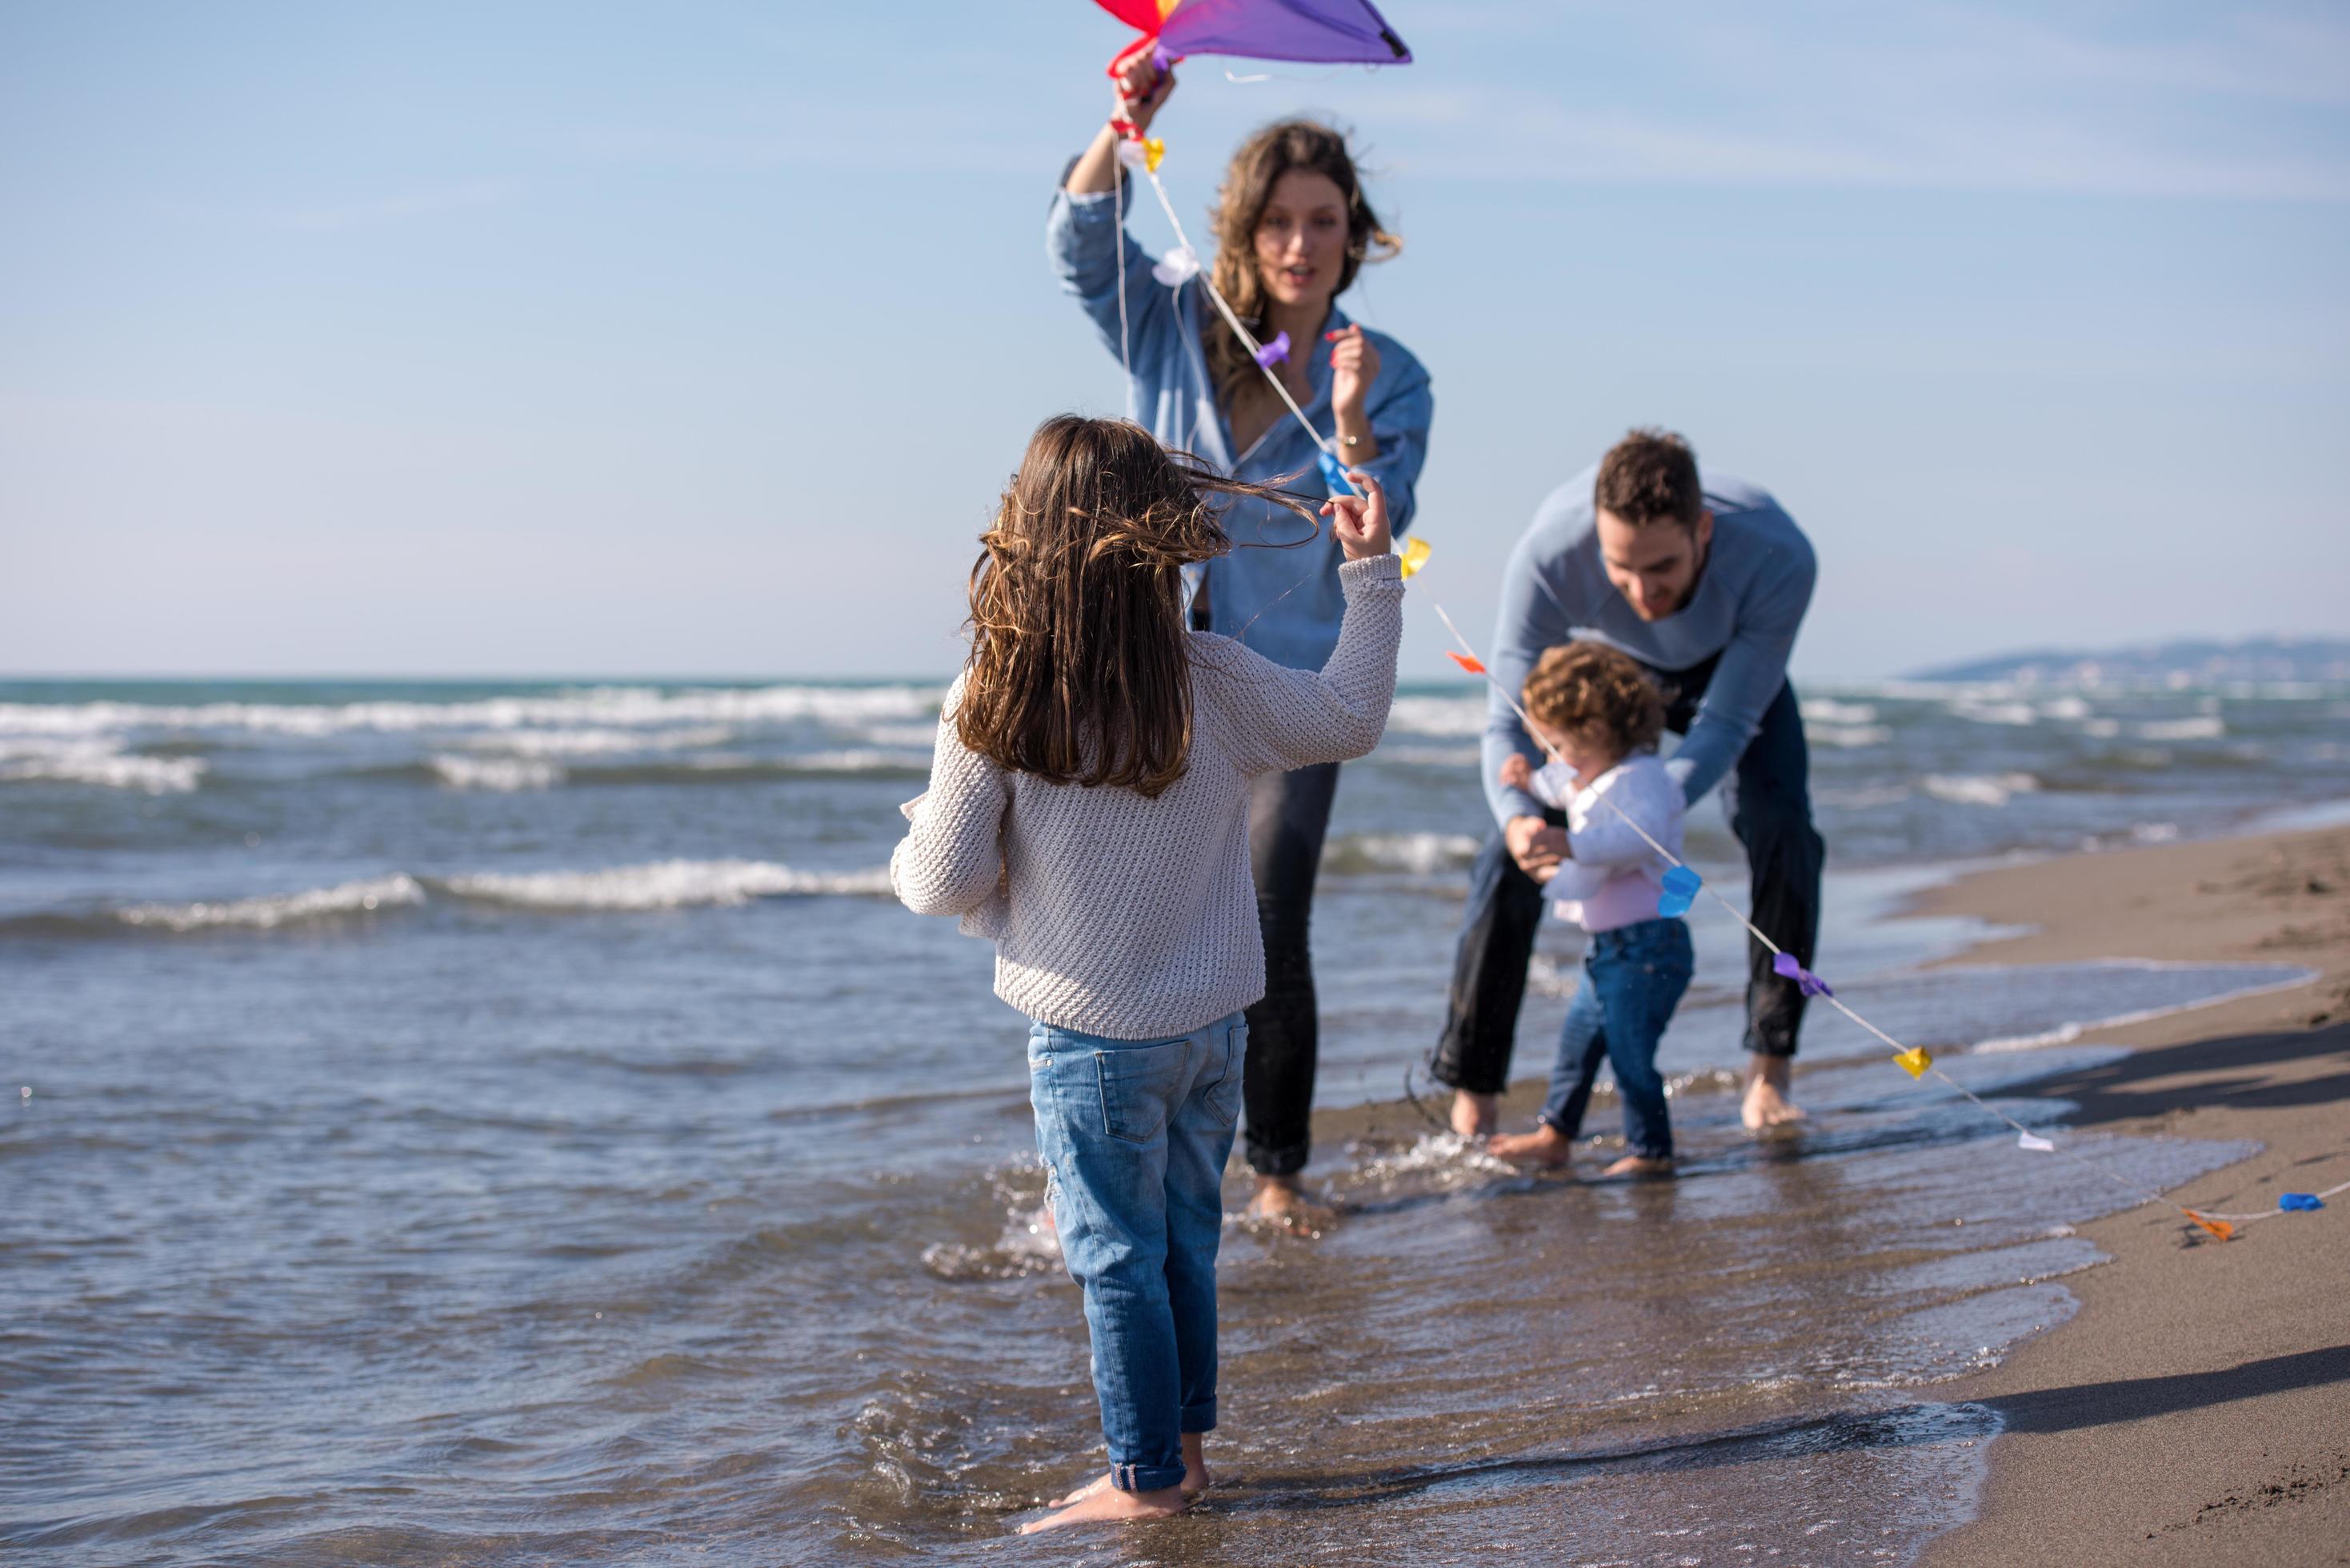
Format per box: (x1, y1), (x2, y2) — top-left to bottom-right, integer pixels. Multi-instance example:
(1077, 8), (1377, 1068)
(890, 415), (1405, 1533)
(1486, 642), (1692, 1177)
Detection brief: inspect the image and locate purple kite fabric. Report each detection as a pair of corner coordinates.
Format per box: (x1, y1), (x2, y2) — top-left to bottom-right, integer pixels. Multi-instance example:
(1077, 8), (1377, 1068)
(1104, 0), (1413, 67)
(1772, 951), (1833, 998)
(1252, 330), (1291, 369)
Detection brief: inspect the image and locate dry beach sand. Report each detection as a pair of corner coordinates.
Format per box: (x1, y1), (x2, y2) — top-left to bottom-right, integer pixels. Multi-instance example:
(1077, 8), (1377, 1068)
(1913, 824), (2350, 1566)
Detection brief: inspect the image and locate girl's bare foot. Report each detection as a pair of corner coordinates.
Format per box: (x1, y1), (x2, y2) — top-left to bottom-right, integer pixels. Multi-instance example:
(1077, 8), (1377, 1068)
(1019, 1477), (1187, 1534)
(1601, 1154), (1675, 1178)
(1487, 1123), (1575, 1167)
(1051, 1436), (1212, 1506)
(1448, 1090), (1498, 1138)
(1741, 1053), (1808, 1132)
(1245, 1174), (1334, 1235)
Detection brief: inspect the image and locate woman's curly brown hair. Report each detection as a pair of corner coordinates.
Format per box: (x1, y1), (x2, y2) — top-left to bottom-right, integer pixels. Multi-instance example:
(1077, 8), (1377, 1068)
(958, 415), (1318, 798)
(1522, 642), (1667, 762)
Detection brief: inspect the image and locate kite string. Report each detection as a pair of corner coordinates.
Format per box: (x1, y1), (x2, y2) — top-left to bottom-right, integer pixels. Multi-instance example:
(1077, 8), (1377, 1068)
(1425, 602), (2261, 1238)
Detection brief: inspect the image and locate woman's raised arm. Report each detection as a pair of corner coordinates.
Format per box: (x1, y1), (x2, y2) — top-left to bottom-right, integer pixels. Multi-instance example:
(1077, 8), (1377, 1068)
(1064, 54), (1175, 194)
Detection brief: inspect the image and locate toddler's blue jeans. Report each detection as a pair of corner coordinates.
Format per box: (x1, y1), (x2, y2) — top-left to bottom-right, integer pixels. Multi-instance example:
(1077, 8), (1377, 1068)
(1028, 1010), (1246, 1493)
(1539, 918), (1692, 1160)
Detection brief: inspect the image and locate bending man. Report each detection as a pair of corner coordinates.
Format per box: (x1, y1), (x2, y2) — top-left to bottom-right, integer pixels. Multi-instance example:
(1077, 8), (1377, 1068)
(1433, 430), (1823, 1133)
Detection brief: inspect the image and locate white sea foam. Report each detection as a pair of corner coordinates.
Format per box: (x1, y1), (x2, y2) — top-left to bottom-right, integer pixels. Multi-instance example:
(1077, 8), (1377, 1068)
(0, 740), (206, 794)
(855, 722), (944, 749)
(1802, 698), (1880, 725)
(2080, 718), (2122, 738)
(440, 858), (891, 911)
(2037, 697), (2093, 721)
(0, 684), (943, 740)
(430, 755), (564, 791)
(1385, 695), (1484, 738)
(2137, 716), (2224, 740)
(1328, 832), (1480, 876)
(1808, 724), (1893, 749)
(1950, 702), (2038, 726)
(117, 874), (426, 931)
(464, 726), (734, 758)
(1920, 773), (2040, 807)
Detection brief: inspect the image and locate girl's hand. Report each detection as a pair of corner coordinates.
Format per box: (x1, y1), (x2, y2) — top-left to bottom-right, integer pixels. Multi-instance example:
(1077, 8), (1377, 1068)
(1112, 51), (1175, 132)
(1320, 471), (1393, 562)
(1498, 754), (1534, 793)
(1325, 324), (1381, 418)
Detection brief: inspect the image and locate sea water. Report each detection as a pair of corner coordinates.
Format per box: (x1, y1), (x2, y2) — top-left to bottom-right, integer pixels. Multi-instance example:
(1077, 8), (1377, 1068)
(1, 677), (2341, 1562)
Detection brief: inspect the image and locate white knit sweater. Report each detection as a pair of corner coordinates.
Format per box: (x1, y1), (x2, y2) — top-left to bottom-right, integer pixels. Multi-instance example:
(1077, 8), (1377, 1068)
(891, 554), (1404, 1038)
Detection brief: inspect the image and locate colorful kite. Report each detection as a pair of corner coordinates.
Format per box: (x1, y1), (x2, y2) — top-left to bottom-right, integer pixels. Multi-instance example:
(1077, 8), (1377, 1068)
(1095, 0), (1412, 74)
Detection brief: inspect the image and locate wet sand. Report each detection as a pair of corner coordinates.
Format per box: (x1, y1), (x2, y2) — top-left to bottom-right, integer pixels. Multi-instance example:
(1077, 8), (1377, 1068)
(1913, 824), (2350, 1566)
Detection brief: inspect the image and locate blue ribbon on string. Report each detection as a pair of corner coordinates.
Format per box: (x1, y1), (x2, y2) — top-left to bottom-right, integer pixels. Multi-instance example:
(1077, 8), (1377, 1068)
(1317, 449), (1352, 492)
(2280, 1193), (2324, 1212)
(1772, 951), (1833, 998)
(1658, 865), (1701, 917)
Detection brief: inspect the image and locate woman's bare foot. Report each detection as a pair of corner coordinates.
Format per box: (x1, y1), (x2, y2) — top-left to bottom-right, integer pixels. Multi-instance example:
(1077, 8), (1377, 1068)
(1601, 1154), (1675, 1178)
(1487, 1123), (1575, 1167)
(1741, 1053), (1808, 1132)
(1448, 1090), (1498, 1138)
(1051, 1435), (1212, 1506)
(1245, 1174), (1334, 1235)
(1019, 1477), (1187, 1534)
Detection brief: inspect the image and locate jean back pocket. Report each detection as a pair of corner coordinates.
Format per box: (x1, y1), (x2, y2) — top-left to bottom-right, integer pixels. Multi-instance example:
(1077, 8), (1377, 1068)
(1095, 1038), (1193, 1145)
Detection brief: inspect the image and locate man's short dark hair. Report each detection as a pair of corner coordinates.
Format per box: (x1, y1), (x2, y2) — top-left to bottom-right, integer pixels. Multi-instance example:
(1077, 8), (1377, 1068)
(1595, 429), (1703, 529)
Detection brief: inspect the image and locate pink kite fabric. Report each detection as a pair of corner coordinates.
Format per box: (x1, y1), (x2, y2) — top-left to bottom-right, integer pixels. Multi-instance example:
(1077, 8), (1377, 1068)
(1094, 0), (1412, 67)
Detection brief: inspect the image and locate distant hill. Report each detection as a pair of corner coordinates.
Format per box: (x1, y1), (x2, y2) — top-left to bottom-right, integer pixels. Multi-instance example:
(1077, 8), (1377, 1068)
(1908, 637), (2350, 686)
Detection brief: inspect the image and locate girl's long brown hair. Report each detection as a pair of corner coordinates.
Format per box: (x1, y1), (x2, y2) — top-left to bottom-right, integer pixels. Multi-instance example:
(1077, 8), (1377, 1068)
(1205, 120), (1399, 410)
(959, 416), (1315, 798)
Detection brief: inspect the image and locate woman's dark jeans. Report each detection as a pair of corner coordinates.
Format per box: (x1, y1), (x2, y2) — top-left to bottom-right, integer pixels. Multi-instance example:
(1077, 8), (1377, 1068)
(1241, 761), (1340, 1178)
(1431, 663), (1825, 1096)
(1539, 917), (1693, 1159)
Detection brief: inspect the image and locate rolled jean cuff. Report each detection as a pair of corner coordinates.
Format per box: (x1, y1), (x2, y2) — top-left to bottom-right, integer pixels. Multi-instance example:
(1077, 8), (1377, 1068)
(1180, 1398), (1217, 1434)
(1110, 1459), (1188, 1494)
(1745, 1027), (1800, 1059)
(1244, 1137), (1308, 1178)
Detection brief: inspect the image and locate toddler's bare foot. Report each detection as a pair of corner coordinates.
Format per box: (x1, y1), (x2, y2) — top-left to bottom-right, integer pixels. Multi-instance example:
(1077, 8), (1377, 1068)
(1449, 1090), (1498, 1138)
(1246, 1175), (1334, 1236)
(1741, 1054), (1808, 1133)
(1019, 1477), (1187, 1534)
(1051, 1437), (1212, 1506)
(1601, 1154), (1675, 1178)
(1487, 1124), (1575, 1167)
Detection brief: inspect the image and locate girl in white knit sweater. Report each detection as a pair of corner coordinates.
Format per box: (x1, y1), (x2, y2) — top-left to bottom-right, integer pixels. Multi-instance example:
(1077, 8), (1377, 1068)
(891, 414), (1404, 1534)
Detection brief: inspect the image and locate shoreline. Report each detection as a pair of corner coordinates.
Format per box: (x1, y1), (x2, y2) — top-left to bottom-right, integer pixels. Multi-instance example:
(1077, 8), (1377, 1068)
(1908, 823), (2350, 1564)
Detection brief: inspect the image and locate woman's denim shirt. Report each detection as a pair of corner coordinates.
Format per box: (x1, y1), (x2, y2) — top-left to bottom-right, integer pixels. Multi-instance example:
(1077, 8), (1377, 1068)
(1047, 176), (1434, 672)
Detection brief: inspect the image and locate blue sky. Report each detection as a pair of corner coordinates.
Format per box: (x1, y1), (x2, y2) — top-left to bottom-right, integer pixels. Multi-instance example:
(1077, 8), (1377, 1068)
(2, 2), (2344, 679)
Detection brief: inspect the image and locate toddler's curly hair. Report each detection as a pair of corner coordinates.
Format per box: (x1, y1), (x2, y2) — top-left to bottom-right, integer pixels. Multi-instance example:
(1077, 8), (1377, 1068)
(1522, 642), (1667, 761)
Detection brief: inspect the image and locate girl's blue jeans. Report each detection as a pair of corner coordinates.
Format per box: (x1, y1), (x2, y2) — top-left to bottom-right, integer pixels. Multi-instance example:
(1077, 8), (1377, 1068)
(1027, 1010), (1246, 1494)
(1539, 918), (1693, 1160)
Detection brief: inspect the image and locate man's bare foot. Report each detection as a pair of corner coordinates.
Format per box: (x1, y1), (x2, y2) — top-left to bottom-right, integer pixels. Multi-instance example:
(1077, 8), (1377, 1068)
(1741, 1053), (1808, 1133)
(1449, 1090), (1498, 1138)
(1051, 1435), (1212, 1506)
(1487, 1123), (1575, 1167)
(1019, 1476), (1187, 1534)
(1601, 1154), (1675, 1178)
(1245, 1174), (1334, 1235)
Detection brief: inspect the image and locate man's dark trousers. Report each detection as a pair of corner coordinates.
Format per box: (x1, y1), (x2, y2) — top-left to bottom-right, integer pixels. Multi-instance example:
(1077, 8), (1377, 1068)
(1430, 655), (1826, 1094)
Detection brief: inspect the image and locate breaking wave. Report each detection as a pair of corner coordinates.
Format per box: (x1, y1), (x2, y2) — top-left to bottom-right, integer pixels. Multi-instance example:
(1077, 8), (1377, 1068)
(4, 859), (893, 937)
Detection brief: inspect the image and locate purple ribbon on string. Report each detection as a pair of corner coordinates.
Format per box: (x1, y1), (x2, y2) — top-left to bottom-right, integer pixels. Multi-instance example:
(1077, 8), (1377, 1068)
(1772, 951), (1833, 998)
(1252, 330), (1291, 369)
(1657, 866), (1701, 918)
